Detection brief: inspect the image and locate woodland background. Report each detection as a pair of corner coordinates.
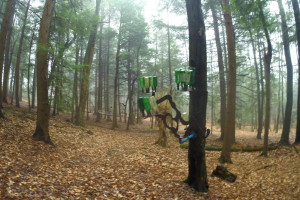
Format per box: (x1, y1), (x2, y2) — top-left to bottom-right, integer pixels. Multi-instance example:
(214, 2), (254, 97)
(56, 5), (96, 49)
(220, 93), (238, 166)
(0, 0), (300, 199)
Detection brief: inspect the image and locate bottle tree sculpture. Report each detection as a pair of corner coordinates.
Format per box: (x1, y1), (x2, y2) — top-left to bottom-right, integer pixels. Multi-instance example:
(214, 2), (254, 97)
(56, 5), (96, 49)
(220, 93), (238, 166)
(138, 1), (209, 192)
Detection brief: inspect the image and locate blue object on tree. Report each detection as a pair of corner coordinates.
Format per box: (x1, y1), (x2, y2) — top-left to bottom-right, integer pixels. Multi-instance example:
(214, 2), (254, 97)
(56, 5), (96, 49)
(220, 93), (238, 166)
(180, 132), (197, 144)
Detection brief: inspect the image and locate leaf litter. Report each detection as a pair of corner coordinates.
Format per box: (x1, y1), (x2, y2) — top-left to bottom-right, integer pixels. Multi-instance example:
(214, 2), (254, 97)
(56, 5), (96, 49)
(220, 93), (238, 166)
(0, 106), (299, 199)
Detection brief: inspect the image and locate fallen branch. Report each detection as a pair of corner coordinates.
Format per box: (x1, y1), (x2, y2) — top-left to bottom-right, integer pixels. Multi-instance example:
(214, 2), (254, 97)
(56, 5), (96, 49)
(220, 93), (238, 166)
(242, 165), (273, 179)
(180, 143), (278, 152)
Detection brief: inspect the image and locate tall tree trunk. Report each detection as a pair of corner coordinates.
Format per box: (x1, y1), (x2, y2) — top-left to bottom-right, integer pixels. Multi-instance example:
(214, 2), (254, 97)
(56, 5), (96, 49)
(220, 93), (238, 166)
(249, 30), (263, 139)
(75, 0), (101, 126)
(105, 16), (111, 122)
(185, 0), (209, 192)
(126, 43), (134, 130)
(19, 69), (25, 101)
(52, 65), (60, 116)
(94, 62), (98, 114)
(167, 20), (172, 93)
(219, 0), (236, 163)
(257, 35), (265, 139)
(50, 35), (75, 116)
(112, 16), (122, 130)
(292, 0), (300, 144)
(15, 0), (31, 107)
(210, 0), (226, 140)
(2, 2), (15, 103)
(72, 44), (80, 122)
(258, 0), (273, 157)
(0, 0), (16, 118)
(96, 24), (103, 122)
(31, 57), (37, 108)
(127, 78), (136, 130)
(275, 72), (281, 133)
(278, 0), (293, 145)
(27, 30), (35, 112)
(136, 45), (141, 124)
(118, 74), (121, 122)
(32, 0), (55, 145)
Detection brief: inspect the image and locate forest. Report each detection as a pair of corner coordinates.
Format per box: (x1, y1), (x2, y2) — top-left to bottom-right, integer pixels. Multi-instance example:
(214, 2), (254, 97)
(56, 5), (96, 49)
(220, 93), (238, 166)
(0, 0), (300, 199)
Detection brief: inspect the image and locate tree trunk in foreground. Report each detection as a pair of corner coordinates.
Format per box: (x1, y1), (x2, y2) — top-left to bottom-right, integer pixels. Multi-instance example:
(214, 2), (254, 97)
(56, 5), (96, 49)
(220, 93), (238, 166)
(185, 0), (209, 192)
(32, 0), (55, 145)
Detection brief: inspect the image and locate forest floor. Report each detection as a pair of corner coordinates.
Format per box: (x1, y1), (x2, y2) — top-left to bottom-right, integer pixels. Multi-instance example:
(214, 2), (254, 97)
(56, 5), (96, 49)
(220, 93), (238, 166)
(0, 103), (300, 199)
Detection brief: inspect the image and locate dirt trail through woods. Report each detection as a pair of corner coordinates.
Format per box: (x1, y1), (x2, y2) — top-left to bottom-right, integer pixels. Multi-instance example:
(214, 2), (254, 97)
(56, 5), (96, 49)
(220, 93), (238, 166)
(0, 104), (299, 199)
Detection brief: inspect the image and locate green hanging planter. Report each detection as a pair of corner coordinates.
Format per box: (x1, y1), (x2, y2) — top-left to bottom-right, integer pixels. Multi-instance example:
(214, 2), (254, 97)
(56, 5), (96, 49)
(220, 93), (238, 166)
(175, 69), (185, 90)
(144, 76), (150, 93)
(143, 97), (151, 115)
(138, 97), (145, 117)
(151, 76), (157, 92)
(139, 77), (145, 93)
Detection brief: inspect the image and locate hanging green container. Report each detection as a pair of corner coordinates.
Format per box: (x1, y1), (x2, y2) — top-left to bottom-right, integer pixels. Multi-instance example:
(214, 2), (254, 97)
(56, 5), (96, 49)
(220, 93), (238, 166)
(143, 97), (151, 115)
(175, 70), (181, 84)
(175, 69), (184, 90)
(139, 77), (145, 93)
(151, 76), (157, 92)
(144, 76), (150, 93)
(138, 97), (145, 117)
(149, 76), (154, 88)
(184, 70), (192, 85)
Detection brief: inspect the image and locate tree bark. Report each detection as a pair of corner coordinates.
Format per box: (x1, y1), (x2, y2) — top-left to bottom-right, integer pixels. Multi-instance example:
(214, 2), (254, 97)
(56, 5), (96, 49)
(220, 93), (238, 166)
(292, 0), (300, 144)
(167, 17), (172, 93)
(0, 0), (16, 115)
(185, 0), (209, 192)
(75, 0), (101, 126)
(96, 24), (103, 122)
(249, 30), (263, 139)
(112, 15), (122, 130)
(278, 0), (293, 145)
(2, 1), (15, 103)
(257, 35), (265, 139)
(27, 27), (35, 111)
(32, 0), (55, 145)
(258, 0), (272, 157)
(105, 16), (112, 122)
(31, 57), (37, 108)
(15, 0), (31, 108)
(209, 1), (226, 140)
(219, 0), (236, 163)
(72, 43), (80, 122)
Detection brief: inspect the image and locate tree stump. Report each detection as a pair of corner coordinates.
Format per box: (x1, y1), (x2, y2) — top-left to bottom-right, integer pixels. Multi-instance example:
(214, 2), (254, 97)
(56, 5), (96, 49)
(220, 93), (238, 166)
(211, 165), (237, 182)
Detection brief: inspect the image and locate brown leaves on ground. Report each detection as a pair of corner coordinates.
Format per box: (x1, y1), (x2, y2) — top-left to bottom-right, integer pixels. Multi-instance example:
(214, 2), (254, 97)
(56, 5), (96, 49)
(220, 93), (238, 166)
(0, 106), (300, 199)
